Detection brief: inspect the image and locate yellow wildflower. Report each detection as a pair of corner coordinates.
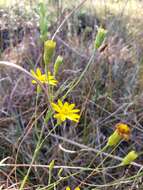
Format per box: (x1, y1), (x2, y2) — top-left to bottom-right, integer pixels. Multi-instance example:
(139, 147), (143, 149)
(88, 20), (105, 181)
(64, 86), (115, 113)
(107, 123), (131, 146)
(30, 67), (57, 86)
(51, 100), (80, 123)
(121, 150), (138, 166)
(75, 187), (80, 190)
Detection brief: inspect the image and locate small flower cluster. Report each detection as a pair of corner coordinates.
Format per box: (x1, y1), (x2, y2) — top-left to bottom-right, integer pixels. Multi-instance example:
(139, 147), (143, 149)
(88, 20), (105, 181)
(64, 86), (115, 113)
(30, 40), (58, 87)
(30, 27), (108, 123)
(30, 39), (81, 124)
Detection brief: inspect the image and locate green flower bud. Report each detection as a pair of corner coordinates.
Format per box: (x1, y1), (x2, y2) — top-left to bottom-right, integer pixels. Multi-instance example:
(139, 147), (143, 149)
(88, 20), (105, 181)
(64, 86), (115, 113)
(58, 168), (63, 178)
(107, 130), (121, 147)
(94, 27), (107, 49)
(36, 85), (42, 94)
(54, 55), (63, 76)
(48, 159), (55, 185)
(43, 40), (56, 65)
(106, 123), (130, 147)
(49, 159), (55, 170)
(121, 151), (138, 166)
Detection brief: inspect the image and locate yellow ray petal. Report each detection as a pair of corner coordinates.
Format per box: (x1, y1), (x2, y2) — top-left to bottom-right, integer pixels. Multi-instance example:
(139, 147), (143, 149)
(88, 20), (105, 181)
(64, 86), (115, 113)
(58, 99), (63, 108)
(36, 68), (42, 76)
(70, 109), (80, 113)
(30, 69), (37, 78)
(66, 187), (71, 190)
(51, 103), (61, 112)
(69, 103), (75, 109)
(54, 113), (66, 122)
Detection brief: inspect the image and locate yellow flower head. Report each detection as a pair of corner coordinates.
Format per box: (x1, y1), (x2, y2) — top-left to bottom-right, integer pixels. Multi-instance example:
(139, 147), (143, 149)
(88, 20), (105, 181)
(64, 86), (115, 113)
(51, 100), (80, 123)
(107, 123), (131, 146)
(121, 150), (138, 166)
(66, 187), (71, 190)
(75, 187), (80, 190)
(116, 123), (131, 140)
(30, 67), (58, 86)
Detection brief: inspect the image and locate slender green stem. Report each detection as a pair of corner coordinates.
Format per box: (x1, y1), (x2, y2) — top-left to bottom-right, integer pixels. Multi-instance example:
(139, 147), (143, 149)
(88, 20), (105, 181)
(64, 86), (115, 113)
(19, 107), (55, 189)
(19, 124), (45, 190)
(79, 142), (121, 188)
(35, 87), (40, 138)
(87, 144), (109, 168)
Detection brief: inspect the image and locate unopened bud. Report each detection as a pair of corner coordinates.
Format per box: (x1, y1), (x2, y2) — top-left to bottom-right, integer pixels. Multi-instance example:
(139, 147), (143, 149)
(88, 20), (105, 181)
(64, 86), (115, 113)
(106, 123), (130, 147)
(121, 151), (138, 166)
(94, 27), (107, 49)
(49, 159), (55, 171)
(54, 55), (63, 76)
(107, 130), (121, 147)
(44, 40), (56, 65)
